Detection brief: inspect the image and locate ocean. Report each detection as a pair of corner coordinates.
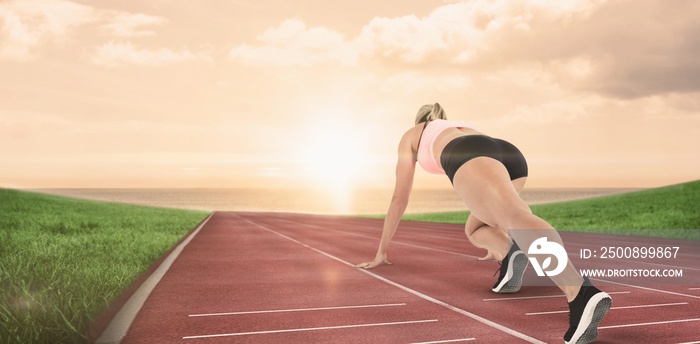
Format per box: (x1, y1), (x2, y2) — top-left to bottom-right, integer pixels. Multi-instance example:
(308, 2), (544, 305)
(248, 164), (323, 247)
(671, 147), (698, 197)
(33, 187), (641, 215)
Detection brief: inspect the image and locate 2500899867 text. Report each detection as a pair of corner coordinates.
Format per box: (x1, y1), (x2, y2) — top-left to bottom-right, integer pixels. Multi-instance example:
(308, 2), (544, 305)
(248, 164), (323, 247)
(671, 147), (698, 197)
(580, 246), (680, 259)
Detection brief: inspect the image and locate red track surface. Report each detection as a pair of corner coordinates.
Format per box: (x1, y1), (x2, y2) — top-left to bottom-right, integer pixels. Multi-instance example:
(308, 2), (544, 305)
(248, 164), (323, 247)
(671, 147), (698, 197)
(99, 212), (700, 343)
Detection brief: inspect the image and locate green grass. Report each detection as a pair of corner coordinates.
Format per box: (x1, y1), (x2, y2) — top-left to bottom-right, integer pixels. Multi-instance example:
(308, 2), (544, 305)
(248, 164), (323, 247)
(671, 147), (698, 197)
(0, 189), (208, 344)
(399, 180), (700, 240)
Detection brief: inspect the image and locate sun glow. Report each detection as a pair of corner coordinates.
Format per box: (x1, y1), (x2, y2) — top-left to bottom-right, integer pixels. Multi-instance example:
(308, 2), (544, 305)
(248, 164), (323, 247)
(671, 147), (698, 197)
(296, 114), (373, 212)
(298, 117), (371, 184)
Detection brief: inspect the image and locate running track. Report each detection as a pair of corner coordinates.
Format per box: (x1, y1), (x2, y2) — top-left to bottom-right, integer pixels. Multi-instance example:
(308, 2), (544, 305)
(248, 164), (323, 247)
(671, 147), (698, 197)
(94, 212), (700, 343)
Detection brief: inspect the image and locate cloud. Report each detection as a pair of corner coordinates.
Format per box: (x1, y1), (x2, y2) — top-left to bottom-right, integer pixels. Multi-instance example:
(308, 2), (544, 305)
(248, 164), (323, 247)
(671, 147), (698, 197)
(89, 41), (207, 67)
(425, 0), (700, 98)
(357, 14), (456, 64)
(228, 18), (357, 66)
(100, 12), (166, 37)
(0, 0), (182, 63)
(488, 0), (700, 99)
(225, 2), (603, 69)
(0, 0), (97, 61)
(230, 0), (700, 99)
(355, 0), (611, 66)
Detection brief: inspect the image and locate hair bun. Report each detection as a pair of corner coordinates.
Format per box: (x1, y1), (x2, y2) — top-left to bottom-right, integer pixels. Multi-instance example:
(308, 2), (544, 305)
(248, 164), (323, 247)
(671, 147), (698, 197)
(415, 103), (447, 124)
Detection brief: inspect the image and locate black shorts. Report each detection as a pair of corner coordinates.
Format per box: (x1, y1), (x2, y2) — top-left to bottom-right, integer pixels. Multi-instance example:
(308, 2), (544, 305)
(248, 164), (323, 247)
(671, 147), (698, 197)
(440, 135), (528, 184)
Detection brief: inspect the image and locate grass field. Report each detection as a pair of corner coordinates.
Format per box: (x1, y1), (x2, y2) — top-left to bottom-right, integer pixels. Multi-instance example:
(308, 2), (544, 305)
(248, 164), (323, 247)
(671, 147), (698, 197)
(0, 189), (208, 344)
(400, 180), (700, 240)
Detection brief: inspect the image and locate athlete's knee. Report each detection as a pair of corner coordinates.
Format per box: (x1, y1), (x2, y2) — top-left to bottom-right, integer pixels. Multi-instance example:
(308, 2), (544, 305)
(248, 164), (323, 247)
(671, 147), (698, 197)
(464, 224), (477, 241)
(483, 203), (536, 231)
(465, 224), (488, 240)
(508, 209), (554, 231)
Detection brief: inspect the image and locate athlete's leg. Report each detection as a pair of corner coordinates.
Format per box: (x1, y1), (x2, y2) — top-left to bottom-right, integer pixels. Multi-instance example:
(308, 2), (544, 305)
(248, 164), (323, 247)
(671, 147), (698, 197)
(464, 177), (526, 261)
(454, 157), (611, 344)
(452, 157), (582, 301)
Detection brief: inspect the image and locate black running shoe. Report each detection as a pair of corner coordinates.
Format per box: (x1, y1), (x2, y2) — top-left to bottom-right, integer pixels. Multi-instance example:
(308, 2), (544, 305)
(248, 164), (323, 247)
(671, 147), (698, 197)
(564, 276), (612, 344)
(491, 242), (528, 293)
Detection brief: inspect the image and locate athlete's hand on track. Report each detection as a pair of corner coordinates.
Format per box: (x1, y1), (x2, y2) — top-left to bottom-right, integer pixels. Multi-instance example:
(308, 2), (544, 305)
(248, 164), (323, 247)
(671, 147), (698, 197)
(356, 253), (391, 269)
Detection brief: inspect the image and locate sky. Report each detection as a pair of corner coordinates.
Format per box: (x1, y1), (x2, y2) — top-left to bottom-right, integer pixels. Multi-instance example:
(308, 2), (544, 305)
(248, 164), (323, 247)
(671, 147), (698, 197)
(1, 0), (699, 190)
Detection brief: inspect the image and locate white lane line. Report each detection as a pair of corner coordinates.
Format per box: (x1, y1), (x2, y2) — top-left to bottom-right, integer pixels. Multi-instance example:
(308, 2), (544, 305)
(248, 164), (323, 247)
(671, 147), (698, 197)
(410, 338), (476, 344)
(599, 317), (700, 330)
(526, 302), (688, 315)
(235, 214), (546, 344)
(689, 287), (700, 290)
(677, 341), (700, 344)
(189, 303), (406, 317)
(183, 319), (438, 340)
(483, 291), (631, 302)
(610, 302), (688, 310)
(96, 213), (214, 344)
(590, 278), (700, 300)
(267, 216), (482, 260)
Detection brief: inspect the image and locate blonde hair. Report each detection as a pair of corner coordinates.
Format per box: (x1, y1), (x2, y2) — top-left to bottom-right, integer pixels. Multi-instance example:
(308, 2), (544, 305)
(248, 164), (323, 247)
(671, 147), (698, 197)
(414, 103), (447, 125)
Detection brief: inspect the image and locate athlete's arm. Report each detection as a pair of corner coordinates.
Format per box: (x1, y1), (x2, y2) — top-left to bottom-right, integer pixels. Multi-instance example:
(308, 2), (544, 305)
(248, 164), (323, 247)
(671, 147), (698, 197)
(357, 130), (416, 269)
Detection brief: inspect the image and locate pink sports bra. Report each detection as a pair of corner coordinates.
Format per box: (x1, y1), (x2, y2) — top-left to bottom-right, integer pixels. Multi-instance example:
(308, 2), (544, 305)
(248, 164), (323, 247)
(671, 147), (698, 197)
(416, 119), (480, 174)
